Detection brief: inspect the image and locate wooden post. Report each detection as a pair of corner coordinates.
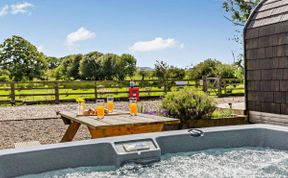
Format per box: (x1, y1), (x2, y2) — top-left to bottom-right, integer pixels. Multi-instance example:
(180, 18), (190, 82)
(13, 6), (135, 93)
(195, 80), (199, 88)
(202, 76), (207, 92)
(163, 80), (168, 94)
(10, 82), (15, 106)
(223, 80), (227, 94)
(55, 81), (60, 104)
(94, 80), (98, 101)
(217, 77), (222, 97)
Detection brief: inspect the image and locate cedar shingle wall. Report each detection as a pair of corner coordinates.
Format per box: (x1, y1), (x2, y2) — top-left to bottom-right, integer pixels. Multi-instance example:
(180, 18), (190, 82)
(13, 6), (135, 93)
(245, 1), (288, 114)
(244, 0), (288, 121)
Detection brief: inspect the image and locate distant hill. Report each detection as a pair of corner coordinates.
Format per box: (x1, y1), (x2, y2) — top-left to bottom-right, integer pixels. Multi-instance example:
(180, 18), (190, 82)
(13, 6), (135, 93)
(137, 67), (153, 71)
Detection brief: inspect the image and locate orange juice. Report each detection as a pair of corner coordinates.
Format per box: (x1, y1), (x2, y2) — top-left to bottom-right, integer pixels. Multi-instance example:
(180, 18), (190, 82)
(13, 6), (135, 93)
(96, 105), (105, 119)
(130, 103), (138, 116)
(107, 101), (114, 112)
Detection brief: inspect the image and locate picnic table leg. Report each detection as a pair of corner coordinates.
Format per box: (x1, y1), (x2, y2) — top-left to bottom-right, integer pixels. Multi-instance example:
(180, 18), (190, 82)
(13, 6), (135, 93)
(61, 122), (81, 142)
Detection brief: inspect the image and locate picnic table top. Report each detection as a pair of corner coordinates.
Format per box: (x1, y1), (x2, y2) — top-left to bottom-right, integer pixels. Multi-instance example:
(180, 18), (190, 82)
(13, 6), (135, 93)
(58, 110), (180, 129)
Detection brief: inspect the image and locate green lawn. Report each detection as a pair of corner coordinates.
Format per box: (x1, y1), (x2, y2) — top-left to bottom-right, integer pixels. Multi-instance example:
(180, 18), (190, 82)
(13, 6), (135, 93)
(0, 80), (244, 103)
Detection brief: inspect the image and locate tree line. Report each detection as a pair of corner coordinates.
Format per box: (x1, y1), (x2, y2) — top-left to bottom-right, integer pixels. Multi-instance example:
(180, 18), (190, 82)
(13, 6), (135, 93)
(52, 52), (136, 81)
(0, 35), (244, 82)
(0, 36), (137, 81)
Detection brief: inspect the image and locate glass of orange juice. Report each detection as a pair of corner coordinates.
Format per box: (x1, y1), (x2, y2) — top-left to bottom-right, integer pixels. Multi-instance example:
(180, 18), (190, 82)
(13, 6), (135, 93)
(96, 99), (105, 119)
(107, 96), (114, 113)
(129, 97), (138, 116)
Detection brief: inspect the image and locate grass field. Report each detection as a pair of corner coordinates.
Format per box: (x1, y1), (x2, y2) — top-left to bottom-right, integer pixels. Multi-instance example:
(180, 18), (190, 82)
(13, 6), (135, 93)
(0, 79), (244, 104)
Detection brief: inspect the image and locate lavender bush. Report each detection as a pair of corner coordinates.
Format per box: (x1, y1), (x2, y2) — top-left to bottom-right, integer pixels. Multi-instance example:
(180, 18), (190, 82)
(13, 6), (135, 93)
(161, 87), (216, 122)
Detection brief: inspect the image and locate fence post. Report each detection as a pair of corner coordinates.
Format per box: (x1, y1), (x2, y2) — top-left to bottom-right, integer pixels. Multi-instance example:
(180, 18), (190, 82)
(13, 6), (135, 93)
(163, 80), (168, 94)
(94, 81), (98, 101)
(55, 81), (60, 104)
(223, 79), (227, 95)
(202, 76), (207, 92)
(10, 82), (15, 106)
(195, 80), (199, 88)
(217, 77), (222, 97)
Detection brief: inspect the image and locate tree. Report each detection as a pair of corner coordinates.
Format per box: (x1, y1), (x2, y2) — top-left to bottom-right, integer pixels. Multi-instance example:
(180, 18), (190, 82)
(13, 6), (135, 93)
(68, 55), (82, 80)
(138, 69), (154, 80)
(79, 54), (102, 80)
(223, 0), (260, 72)
(46, 56), (61, 69)
(234, 53), (244, 69)
(154, 60), (169, 81)
(223, 0), (260, 26)
(154, 60), (171, 93)
(154, 61), (188, 92)
(98, 53), (119, 80)
(59, 54), (83, 80)
(189, 59), (221, 80)
(65, 54), (82, 80)
(234, 66), (244, 80)
(0, 35), (48, 81)
(138, 70), (149, 80)
(117, 54), (137, 80)
(52, 65), (64, 80)
(215, 64), (236, 78)
(84, 51), (103, 59)
(189, 59), (239, 79)
(168, 67), (185, 80)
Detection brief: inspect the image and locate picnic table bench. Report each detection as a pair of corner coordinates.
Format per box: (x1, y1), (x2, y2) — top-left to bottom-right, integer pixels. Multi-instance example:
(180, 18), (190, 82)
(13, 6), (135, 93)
(58, 110), (180, 142)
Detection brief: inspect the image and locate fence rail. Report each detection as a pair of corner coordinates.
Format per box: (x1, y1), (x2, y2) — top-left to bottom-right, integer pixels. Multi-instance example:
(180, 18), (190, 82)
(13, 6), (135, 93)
(0, 78), (244, 105)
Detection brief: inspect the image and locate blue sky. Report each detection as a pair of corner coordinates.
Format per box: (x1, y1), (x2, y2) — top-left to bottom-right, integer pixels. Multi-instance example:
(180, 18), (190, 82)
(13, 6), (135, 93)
(0, 0), (242, 68)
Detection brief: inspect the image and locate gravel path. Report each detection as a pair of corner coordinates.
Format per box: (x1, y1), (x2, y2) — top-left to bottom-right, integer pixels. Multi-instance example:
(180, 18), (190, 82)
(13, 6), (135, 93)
(0, 97), (244, 150)
(0, 120), (91, 149)
(0, 101), (162, 121)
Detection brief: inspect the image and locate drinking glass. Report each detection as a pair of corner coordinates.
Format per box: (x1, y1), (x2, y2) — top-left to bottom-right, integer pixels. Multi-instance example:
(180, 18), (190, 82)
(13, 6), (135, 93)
(96, 99), (105, 119)
(77, 101), (85, 115)
(129, 97), (138, 116)
(107, 96), (114, 113)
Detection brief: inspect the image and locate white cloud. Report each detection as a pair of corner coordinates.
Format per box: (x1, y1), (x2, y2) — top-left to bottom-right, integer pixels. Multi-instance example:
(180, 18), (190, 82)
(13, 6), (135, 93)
(66, 27), (96, 46)
(11, 2), (34, 15)
(0, 2), (34, 17)
(129, 37), (184, 52)
(0, 5), (9, 17)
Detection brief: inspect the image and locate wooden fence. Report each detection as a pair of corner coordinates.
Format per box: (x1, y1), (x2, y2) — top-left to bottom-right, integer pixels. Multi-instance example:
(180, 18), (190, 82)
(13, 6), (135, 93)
(0, 78), (244, 105)
(202, 77), (244, 97)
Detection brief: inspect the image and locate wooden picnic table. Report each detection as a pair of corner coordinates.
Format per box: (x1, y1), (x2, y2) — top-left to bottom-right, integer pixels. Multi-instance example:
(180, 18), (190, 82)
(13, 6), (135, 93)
(58, 110), (180, 142)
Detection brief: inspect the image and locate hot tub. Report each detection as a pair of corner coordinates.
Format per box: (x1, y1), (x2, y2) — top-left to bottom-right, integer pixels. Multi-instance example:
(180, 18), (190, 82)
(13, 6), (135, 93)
(1, 124), (288, 177)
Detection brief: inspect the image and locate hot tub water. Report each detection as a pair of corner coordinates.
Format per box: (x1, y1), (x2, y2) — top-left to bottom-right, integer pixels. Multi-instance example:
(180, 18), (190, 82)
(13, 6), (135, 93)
(19, 147), (288, 178)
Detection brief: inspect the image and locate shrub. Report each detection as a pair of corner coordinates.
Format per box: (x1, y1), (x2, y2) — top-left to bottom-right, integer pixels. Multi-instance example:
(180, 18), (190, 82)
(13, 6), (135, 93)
(162, 87), (216, 122)
(212, 108), (234, 119)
